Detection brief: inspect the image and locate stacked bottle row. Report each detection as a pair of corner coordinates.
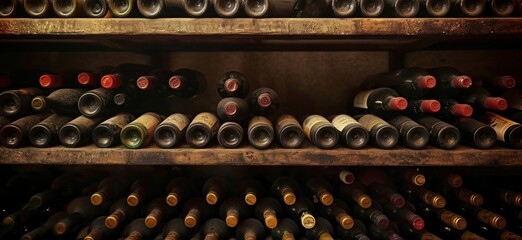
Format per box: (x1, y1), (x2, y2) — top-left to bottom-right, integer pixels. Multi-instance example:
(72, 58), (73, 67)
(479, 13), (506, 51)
(1, 167), (521, 239)
(352, 66), (522, 149)
(1, 0), (521, 18)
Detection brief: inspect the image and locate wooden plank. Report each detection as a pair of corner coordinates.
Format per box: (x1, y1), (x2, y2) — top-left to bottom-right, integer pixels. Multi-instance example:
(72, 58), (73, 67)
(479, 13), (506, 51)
(0, 18), (521, 38)
(0, 144), (520, 166)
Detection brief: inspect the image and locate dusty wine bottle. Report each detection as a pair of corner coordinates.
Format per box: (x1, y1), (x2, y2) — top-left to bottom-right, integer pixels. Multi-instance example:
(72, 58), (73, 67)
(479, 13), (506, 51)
(329, 114), (369, 149)
(421, 0), (450, 17)
(201, 218), (230, 240)
(236, 218), (266, 240)
(368, 182), (406, 208)
(92, 113), (135, 148)
(244, 0), (269, 16)
(31, 88), (86, 116)
(154, 113), (190, 148)
(0, 116), (10, 129)
(459, 86), (508, 112)
(318, 199), (354, 230)
(271, 218), (299, 240)
(122, 218), (160, 240)
(20, 211), (67, 240)
(388, 115), (429, 149)
(352, 204), (389, 230)
(54, 197), (110, 235)
(59, 115), (104, 148)
(0, 0), (19, 17)
(416, 116), (460, 149)
(305, 217), (334, 240)
(354, 87), (408, 116)
(286, 198), (316, 229)
(212, 0), (240, 16)
(355, 114), (399, 149)
(302, 115), (339, 149)
(137, 0), (176, 17)
(490, 0), (515, 16)
(29, 114), (73, 147)
(275, 114), (304, 149)
(480, 75), (516, 89)
(217, 121), (244, 148)
(203, 176), (229, 205)
(437, 98), (473, 118)
(217, 71), (249, 98)
(91, 176), (134, 206)
(249, 87), (280, 116)
(338, 182), (372, 209)
(84, 216), (120, 240)
(305, 176), (334, 206)
(382, 203), (425, 231)
(219, 197), (249, 227)
(399, 223), (441, 240)
(271, 176), (299, 206)
(165, 177), (197, 207)
(186, 112), (220, 148)
(335, 219), (370, 240)
(169, 0), (209, 16)
(453, 203), (507, 230)
(126, 172), (172, 207)
(162, 218), (193, 240)
(144, 198), (178, 228)
(358, 0), (384, 16)
(105, 198), (140, 229)
(427, 66), (472, 98)
(248, 116), (274, 149)
(239, 178), (265, 206)
(453, 117), (496, 149)
(331, 0), (357, 16)
(23, 0), (53, 16)
(476, 111), (522, 148)
(0, 88), (46, 118)
(255, 197), (282, 229)
(136, 69), (173, 94)
(384, 0), (420, 17)
(402, 184), (447, 209)
(77, 88), (118, 118)
(0, 113), (52, 148)
(453, 0), (486, 16)
(216, 97), (250, 122)
(120, 112), (162, 149)
(82, 0), (108, 17)
(168, 68), (206, 99)
(339, 169), (356, 185)
(107, 0), (136, 16)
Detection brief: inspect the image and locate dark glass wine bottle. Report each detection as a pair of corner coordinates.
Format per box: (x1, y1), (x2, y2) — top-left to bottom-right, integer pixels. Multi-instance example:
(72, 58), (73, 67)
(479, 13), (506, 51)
(84, 216), (120, 240)
(286, 198), (316, 229)
(400, 183), (446, 209)
(421, 0), (450, 17)
(329, 114), (369, 149)
(338, 182), (373, 209)
(105, 198), (140, 229)
(183, 198), (213, 228)
(122, 218), (160, 240)
(216, 97), (250, 122)
(144, 197), (178, 228)
(339, 169), (356, 185)
(29, 114), (73, 147)
(255, 197), (283, 229)
(248, 116), (274, 149)
(368, 182), (406, 208)
(217, 121), (244, 148)
(426, 66), (472, 98)
(59, 115), (104, 147)
(154, 113), (190, 148)
(0, 116), (10, 129)
(31, 88), (86, 116)
(169, 68), (206, 99)
(53, 197), (110, 235)
(451, 203), (507, 230)
(271, 218), (300, 240)
(384, 0), (420, 17)
(217, 71), (249, 98)
(162, 218), (194, 240)
(352, 204), (390, 230)
(404, 99), (441, 116)
(354, 87), (408, 115)
(248, 87), (280, 116)
(305, 176), (335, 206)
(0, 88), (46, 118)
(388, 115), (429, 149)
(239, 178), (265, 206)
(271, 176), (299, 206)
(219, 197), (249, 228)
(186, 112), (220, 148)
(120, 112), (162, 149)
(399, 223), (442, 240)
(305, 217), (334, 240)
(91, 175), (134, 206)
(101, 63), (151, 89)
(416, 116), (461, 149)
(476, 111), (522, 148)
(77, 88), (118, 118)
(136, 69), (173, 93)
(20, 211), (67, 240)
(236, 218), (266, 240)
(437, 98), (474, 119)
(354, 114), (399, 149)
(318, 199), (354, 230)
(201, 218), (230, 240)
(453, 117), (496, 149)
(92, 113), (135, 148)
(0, 113), (52, 148)
(382, 202), (425, 231)
(415, 201), (467, 230)
(275, 114), (305, 149)
(203, 177), (229, 205)
(490, 0), (515, 16)
(478, 75), (516, 90)
(358, 0), (385, 16)
(367, 223), (405, 240)
(302, 115), (339, 149)
(429, 219), (484, 240)
(165, 177), (197, 207)
(126, 172), (171, 207)
(366, 67), (436, 98)
(459, 86), (508, 112)
(335, 219), (371, 240)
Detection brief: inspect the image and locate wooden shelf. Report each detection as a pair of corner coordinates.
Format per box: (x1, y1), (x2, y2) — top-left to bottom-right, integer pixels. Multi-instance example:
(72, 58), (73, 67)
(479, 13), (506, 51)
(1, 144), (521, 166)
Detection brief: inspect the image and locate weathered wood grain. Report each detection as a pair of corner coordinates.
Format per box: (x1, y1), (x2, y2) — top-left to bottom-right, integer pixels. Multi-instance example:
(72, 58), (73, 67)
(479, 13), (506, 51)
(0, 144), (520, 166)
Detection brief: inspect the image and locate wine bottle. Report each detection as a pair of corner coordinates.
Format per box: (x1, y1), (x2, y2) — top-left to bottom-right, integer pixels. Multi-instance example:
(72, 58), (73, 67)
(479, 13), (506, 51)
(367, 223), (405, 240)
(478, 75), (516, 90)
(366, 67), (436, 98)
(459, 86), (508, 112)
(248, 116), (274, 149)
(91, 176), (133, 206)
(399, 223), (442, 240)
(202, 176), (229, 205)
(216, 97), (250, 122)
(351, 204), (389, 230)
(427, 170), (463, 188)
(154, 113), (190, 148)
(92, 113), (135, 148)
(426, 66), (472, 98)
(31, 88), (86, 116)
(82, 0), (108, 17)
(329, 114), (369, 149)
(368, 182), (406, 208)
(244, 0), (268, 16)
(400, 183), (446, 209)
(437, 99), (473, 118)
(490, 0), (515, 16)
(273, 114), (304, 148)
(421, 0), (450, 17)
(271, 176), (299, 206)
(169, 0), (209, 16)
(127, 173), (171, 207)
(318, 199), (354, 230)
(239, 178), (265, 206)
(39, 69), (84, 88)
(162, 218), (193, 240)
(429, 219), (484, 240)
(302, 115), (339, 149)
(0, 88), (46, 118)
(105, 198), (140, 229)
(236, 218), (266, 240)
(165, 177), (197, 207)
(54, 197), (110, 235)
(338, 182), (372, 209)
(354, 88), (408, 115)
(384, 0), (419, 17)
(305, 217), (334, 240)
(84, 216), (120, 240)
(77, 88), (118, 118)
(476, 111), (522, 148)
(186, 112), (220, 148)
(339, 169), (356, 185)
(77, 66), (112, 87)
(183, 198), (213, 228)
(136, 0), (176, 17)
(255, 197), (283, 229)
(101, 63), (151, 89)
(0, 116), (10, 129)
(59, 115), (104, 147)
(217, 71), (249, 98)
(217, 121), (244, 148)
(330, 0), (356, 16)
(305, 176), (334, 206)
(454, 0), (486, 16)
(416, 116), (461, 149)
(248, 87), (280, 117)
(219, 197), (249, 228)
(451, 203), (507, 230)
(404, 99), (441, 116)
(358, 0), (385, 16)
(0, 113), (52, 148)
(354, 114), (399, 149)
(122, 218), (160, 240)
(20, 211), (67, 240)
(135, 69), (173, 94)
(144, 198), (178, 228)
(453, 117), (496, 149)
(212, 0), (240, 17)
(388, 115), (429, 149)
(286, 198), (316, 229)
(382, 202), (425, 231)
(271, 218), (300, 240)
(0, 0), (18, 17)
(391, 168), (426, 187)
(415, 201), (467, 230)
(29, 114), (73, 147)
(167, 68), (206, 98)
(201, 218), (230, 240)
(466, 180), (522, 207)
(120, 112), (162, 149)
(444, 187), (484, 207)
(335, 219), (371, 240)
(50, 0), (85, 17)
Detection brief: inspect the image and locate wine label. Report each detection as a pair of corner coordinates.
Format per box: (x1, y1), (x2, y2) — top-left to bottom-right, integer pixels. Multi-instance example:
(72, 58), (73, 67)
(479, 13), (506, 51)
(163, 113), (190, 132)
(331, 114), (359, 132)
(303, 115), (329, 139)
(19, 87), (43, 96)
(192, 112), (219, 134)
(503, 89), (522, 110)
(357, 114), (385, 131)
(102, 113), (135, 129)
(354, 90), (372, 109)
(276, 114), (300, 132)
(249, 116), (273, 129)
(479, 112), (519, 141)
(132, 112), (161, 132)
